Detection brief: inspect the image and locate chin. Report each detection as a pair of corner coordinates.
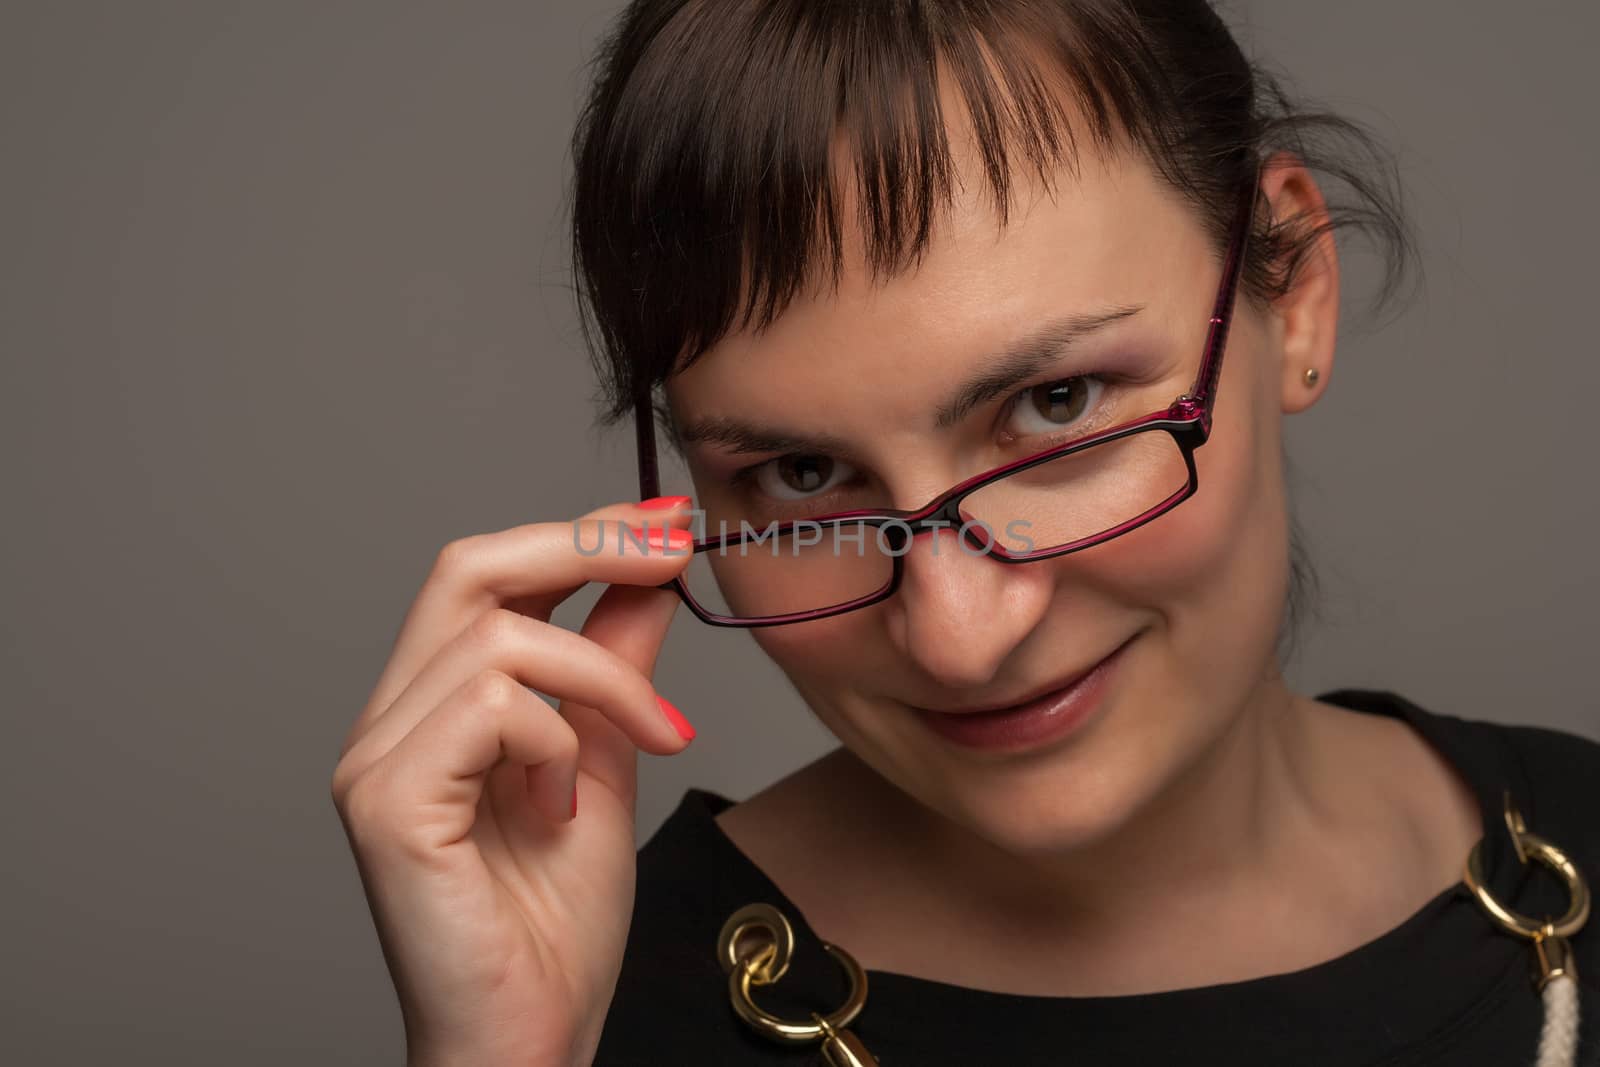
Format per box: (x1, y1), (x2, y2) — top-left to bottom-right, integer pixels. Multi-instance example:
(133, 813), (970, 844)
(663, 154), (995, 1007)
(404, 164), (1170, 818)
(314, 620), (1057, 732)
(830, 649), (1208, 857)
(872, 719), (1159, 861)
(964, 763), (1152, 858)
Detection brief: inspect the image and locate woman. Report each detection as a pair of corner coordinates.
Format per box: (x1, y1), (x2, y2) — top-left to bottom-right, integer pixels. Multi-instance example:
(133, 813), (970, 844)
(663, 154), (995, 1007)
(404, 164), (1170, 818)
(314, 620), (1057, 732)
(331, 1), (1598, 1064)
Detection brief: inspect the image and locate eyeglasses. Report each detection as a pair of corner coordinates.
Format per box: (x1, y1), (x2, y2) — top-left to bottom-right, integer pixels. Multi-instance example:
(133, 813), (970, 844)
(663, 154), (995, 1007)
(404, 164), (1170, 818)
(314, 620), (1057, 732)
(635, 170), (1262, 627)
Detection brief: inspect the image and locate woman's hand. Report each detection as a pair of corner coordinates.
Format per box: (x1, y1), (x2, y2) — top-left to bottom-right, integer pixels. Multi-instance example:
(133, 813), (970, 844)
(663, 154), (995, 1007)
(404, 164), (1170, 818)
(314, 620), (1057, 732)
(330, 498), (699, 1067)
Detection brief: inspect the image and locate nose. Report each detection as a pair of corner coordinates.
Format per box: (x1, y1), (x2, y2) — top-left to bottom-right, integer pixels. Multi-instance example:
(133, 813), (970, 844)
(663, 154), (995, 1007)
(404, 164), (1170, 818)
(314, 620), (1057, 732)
(885, 524), (1055, 690)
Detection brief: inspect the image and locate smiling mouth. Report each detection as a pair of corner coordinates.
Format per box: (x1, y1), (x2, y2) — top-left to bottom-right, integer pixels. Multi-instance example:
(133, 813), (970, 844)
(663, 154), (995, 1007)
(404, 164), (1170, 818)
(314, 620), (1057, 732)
(912, 635), (1135, 717)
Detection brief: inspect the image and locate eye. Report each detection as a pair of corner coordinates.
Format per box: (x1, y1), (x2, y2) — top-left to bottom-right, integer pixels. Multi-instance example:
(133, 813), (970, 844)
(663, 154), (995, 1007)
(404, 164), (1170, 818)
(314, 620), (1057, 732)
(749, 453), (857, 502)
(724, 372), (1117, 505)
(1003, 376), (1107, 439)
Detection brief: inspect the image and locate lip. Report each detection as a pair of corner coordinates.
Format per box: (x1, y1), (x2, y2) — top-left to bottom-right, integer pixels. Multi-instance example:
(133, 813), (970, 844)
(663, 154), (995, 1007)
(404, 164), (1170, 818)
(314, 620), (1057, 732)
(915, 644), (1123, 716)
(910, 636), (1134, 754)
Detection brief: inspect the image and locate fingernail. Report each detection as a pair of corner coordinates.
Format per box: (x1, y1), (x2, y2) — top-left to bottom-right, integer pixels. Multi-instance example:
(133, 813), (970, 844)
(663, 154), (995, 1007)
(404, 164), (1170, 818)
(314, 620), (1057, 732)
(627, 526), (694, 553)
(657, 695), (696, 741)
(639, 495), (691, 510)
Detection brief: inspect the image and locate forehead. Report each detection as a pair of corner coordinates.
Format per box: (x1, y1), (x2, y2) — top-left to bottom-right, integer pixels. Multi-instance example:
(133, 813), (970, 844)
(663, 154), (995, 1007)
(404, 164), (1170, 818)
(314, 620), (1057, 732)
(663, 144), (1211, 432)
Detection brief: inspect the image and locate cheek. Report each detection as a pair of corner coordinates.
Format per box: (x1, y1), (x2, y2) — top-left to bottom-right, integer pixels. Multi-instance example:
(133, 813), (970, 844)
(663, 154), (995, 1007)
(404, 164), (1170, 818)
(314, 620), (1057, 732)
(749, 613), (874, 691)
(1065, 377), (1289, 669)
(1067, 453), (1245, 609)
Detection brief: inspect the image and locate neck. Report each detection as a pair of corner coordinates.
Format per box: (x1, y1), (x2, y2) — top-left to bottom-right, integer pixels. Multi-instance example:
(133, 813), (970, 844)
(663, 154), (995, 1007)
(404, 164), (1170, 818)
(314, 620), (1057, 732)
(810, 678), (1395, 990)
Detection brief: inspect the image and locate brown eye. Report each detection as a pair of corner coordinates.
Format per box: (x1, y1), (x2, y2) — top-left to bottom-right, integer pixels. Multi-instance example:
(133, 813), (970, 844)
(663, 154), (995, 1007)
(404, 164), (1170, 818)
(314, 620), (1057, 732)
(1006, 376), (1106, 438)
(755, 454), (854, 501)
(778, 455), (829, 492)
(1032, 380), (1088, 423)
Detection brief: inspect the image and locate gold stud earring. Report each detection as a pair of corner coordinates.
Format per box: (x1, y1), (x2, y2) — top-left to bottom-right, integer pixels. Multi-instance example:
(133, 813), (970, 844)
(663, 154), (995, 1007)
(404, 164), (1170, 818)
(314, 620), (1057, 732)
(1303, 368), (1319, 388)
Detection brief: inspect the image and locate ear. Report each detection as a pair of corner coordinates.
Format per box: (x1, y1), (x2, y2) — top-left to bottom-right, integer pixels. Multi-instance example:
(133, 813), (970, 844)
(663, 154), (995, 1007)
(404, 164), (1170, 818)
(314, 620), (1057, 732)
(1258, 153), (1340, 415)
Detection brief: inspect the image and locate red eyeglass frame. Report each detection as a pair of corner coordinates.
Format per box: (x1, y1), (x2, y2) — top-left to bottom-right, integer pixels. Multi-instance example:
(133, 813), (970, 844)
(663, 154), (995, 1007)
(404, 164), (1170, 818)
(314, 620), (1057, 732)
(635, 166), (1264, 628)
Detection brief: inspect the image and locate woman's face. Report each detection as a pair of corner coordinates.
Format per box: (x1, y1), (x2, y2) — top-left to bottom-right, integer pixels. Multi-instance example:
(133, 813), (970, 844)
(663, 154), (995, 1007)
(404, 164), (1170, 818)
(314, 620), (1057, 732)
(663, 143), (1331, 858)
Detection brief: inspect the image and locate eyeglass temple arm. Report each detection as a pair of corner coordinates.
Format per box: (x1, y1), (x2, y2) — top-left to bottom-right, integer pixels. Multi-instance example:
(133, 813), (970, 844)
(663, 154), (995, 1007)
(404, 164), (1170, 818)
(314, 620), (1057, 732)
(634, 389), (685, 596)
(1181, 172), (1262, 432)
(636, 386), (662, 500)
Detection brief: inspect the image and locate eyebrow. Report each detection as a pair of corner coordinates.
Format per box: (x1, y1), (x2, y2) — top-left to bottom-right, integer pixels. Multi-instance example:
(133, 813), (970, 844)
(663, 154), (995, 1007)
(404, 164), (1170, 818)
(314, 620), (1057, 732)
(672, 303), (1145, 456)
(933, 303), (1145, 428)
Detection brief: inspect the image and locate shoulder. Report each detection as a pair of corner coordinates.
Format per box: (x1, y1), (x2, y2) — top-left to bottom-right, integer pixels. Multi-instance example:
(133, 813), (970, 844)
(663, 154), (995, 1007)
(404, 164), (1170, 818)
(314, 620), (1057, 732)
(1394, 691), (1598, 884)
(1322, 686), (1600, 878)
(1481, 715), (1600, 782)
(1412, 704), (1599, 821)
(1325, 687), (1597, 812)
(1472, 714), (1600, 856)
(1435, 710), (1600, 990)
(1322, 688), (1600, 1007)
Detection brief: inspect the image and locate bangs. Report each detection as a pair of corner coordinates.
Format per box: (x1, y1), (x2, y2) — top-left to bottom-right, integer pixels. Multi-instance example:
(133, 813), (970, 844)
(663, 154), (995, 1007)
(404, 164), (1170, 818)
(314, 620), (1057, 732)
(571, 0), (1187, 423)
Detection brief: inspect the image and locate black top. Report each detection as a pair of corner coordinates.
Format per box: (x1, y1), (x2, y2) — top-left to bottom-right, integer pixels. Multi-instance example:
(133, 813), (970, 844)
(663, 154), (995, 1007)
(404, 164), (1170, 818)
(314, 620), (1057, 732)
(595, 690), (1600, 1065)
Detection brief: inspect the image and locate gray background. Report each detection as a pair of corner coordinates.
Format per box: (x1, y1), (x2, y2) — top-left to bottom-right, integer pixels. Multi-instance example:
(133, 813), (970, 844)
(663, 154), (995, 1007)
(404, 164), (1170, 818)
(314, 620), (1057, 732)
(2, 2), (1594, 1063)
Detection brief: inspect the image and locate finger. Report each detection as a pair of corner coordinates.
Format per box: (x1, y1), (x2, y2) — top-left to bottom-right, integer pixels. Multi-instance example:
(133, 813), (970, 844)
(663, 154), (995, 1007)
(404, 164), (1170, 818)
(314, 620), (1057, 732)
(344, 670), (580, 854)
(500, 499), (700, 620)
(434, 504), (700, 614)
(383, 503), (695, 708)
(342, 607), (689, 781)
(346, 498), (696, 754)
(556, 580), (688, 802)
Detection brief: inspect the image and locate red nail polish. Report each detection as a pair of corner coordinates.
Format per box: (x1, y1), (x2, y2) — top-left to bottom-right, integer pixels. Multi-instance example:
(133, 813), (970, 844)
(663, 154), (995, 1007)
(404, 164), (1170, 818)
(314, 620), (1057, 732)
(639, 495), (691, 510)
(571, 782), (578, 819)
(630, 526), (693, 552)
(657, 695), (695, 741)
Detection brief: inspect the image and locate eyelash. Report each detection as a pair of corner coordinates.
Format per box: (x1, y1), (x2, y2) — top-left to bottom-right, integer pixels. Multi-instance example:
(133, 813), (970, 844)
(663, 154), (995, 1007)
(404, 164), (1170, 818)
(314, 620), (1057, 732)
(725, 371), (1121, 502)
